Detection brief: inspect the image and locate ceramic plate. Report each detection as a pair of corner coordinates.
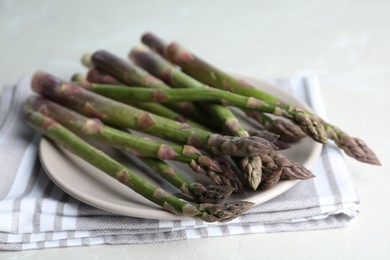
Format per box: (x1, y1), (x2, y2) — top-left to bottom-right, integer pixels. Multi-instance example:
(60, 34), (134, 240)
(39, 77), (322, 220)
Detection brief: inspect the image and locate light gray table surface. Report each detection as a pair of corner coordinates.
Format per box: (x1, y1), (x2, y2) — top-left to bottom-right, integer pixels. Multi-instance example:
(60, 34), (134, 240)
(0, 0), (389, 259)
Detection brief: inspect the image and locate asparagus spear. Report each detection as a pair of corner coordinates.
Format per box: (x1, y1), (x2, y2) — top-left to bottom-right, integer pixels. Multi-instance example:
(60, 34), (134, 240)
(73, 72), (207, 129)
(129, 46), (265, 190)
(76, 84), (312, 122)
(245, 129), (279, 143)
(127, 42), (262, 191)
(79, 81), (324, 145)
(128, 46), (313, 189)
(85, 63), (313, 185)
(141, 33), (276, 100)
(129, 45), (327, 144)
(142, 33), (380, 165)
(77, 80), (288, 149)
(259, 165), (282, 190)
(74, 71), (187, 123)
(79, 80), (311, 186)
(277, 155), (315, 180)
(236, 126), (312, 183)
(205, 103), (263, 190)
(139, 157), (234, 203)
(80, 72), (290, 148)
(142, 33), (303, 146)
(31, 71), (276, 158)
(24, 110), (253, 222)
(245, 110), (306, 142)
(78, 65), (263, 190)
(247, 129), (290, 150)
(30, 92), (234, 200)
(36, 87), (234, 199)
(25, 95), (243, 190)
(88, 51), (208, 125)
(87, 67), (123, 85)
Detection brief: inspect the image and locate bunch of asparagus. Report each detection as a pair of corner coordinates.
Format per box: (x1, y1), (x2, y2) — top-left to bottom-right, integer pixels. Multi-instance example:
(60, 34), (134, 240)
(24, 32), (380, 223)
(138, 33), (380, 165)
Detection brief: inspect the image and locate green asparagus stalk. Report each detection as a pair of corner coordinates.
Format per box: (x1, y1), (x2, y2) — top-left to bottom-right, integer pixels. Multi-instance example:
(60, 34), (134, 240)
(76, 77), (288, 150)
(31, 71), (276, 158)
(43, 84), (234, 200)
(81, 80), (309, 184)
(212, 156), (245, 193)
(129, 46), (266, 190)
(25, 95), (244, 190)
(259, 151), (314, 189)
(259, 165), (282, 189)
(85, 66), (208, 126)
(277, 155), (315, 180)
(247, 129), (290, 150)
(129, 45), (327, 144)
(24, 110), (253, 222)
(72, 70), (120, 86)
(129, 45), (313, 190)
(203, 103), (263, 190)
(85, 62), (216, 129)
(32, 89), (233, 200)
(88, 51), (208, 125)
(141, 33), (276, 100)
(79, 64), (263, 190)
(141, 33), (380, 165)
(73, 72), (207, 129)
(87, 68), (123, 85)
(142, 33), (305, 143)
(138, 158), (234, 203)
(80, 80), (311, 187)
(246, 129), (279, 143)
(245, 110), (306, 142)
(246, 130), (312, 183)
(141, 32), (166, 55)
(81, 71), (289, 148)
(76, 84), (312, 123)
(79, 81), (324, 144)
(202, 107), (262, 190)
(75, 71), (186, 123)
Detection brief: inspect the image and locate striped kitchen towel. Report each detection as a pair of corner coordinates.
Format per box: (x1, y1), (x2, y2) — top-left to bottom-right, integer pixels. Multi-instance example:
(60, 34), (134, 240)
(0, 76), (359, 251)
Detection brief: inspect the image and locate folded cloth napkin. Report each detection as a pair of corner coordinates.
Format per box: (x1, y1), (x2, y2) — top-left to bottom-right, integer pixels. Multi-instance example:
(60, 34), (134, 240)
(0, 76), (359, 251)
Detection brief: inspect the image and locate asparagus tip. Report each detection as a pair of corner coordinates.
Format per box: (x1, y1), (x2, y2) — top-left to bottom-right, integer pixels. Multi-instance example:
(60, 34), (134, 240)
(212, 156), (246, 193)
(236, 157), (262, 190)
(248, 129), (291, 150)
(281, 162), (315, 180)
(290, 109), (328, 144)
(191, 183), (235, 203)
(342, 136), (381, 165)
(259, 168), (283, 190)
(268, 119), (306, 142)
(199, 201), (254, 222)
(327, 127), (381, 165)
(208, 134), (277, 157)
(273, 140), (291, 150)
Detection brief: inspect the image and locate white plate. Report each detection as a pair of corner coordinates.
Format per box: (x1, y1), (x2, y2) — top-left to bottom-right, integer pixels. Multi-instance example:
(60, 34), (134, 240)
(39, 77), (322, 220)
